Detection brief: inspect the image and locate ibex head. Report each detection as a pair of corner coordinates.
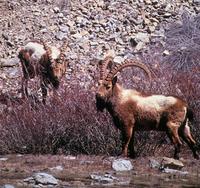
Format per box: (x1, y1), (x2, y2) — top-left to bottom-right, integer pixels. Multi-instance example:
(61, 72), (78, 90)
(42, 41), (68, 87)
(96, 56), (114, 111)
(96, 57), (151, 111)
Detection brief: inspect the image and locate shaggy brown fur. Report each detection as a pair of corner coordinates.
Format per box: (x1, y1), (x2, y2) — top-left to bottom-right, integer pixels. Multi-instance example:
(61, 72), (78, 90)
(96, 57), (199, 159)
(18, 40), (68, 104)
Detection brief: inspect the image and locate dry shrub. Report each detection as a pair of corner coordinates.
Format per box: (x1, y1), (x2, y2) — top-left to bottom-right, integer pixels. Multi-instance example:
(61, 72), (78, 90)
(164, 11), (200, 72)
(0, 86), (121, 155)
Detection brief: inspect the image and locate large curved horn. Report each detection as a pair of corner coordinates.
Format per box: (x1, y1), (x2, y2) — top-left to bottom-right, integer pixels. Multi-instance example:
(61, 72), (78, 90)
(99, 56), (114, 80)
(42, 41), (54, 64)
(105, 59), (151, 81)
(58, 41), (68, 64)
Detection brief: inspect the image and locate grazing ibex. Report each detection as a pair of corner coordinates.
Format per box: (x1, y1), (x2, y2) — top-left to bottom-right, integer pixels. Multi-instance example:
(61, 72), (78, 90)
(96, 57), (199, 159)
(18, 40), (68, 104)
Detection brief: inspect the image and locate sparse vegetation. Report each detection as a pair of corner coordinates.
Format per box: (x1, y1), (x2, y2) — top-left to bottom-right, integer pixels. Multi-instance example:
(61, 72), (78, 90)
(0, 85), (123, 155)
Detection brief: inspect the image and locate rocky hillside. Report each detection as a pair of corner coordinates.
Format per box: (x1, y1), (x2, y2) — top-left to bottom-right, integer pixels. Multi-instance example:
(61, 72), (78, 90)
(0, 0), (199, 94)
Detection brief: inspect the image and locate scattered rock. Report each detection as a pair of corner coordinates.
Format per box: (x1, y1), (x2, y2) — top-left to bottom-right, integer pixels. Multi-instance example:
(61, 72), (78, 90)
(50, 165), (64, 171)
(23, 177), (35, 184)
(34, 173), (58, 185)
(53, 7), (60, 13)
(80, 160), (94, 165)
(112, 159), (133, 171)
(55, 31), (67, 40)
(90, 173), (118, 184)
(130, 38), (138, 47)
(162, 168), (189, 175)
(40, 28), (48, 33)
(149, 158), (160, 169)
(134, 32), (150, 44)
(160, 157), (184, 170)
(104, 50), (115, 58)
(163, 50), (170, 56)
(72, 33), (83, 39)
(90, 173), (131, 186)
(135, 41), (146, 51)
(113, 56), (124, 64)
(2, 184), (15, 188)
(66, 20), (74, 28)
(64, 155), (76, 160)
(0, 157), (8, 161)
(16, 154), (23, 157)
(24, 173), (58, 185)
(193, 0), (200, 5)
(59, 25), (69, 33)
(0, 58), (19, 68)
(58, 13), (64, 18)
(2, 33), (9, 40)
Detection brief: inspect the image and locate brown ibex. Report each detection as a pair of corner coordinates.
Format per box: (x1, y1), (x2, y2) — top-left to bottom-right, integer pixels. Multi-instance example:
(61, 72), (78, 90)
(96, 57), (199, 159)
(18, 40), (68, 104)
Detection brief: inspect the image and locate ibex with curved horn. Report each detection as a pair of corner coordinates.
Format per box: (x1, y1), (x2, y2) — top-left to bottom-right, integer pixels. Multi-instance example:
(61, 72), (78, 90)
(96, 56), (199, 159)
(18, 40), (68, 103)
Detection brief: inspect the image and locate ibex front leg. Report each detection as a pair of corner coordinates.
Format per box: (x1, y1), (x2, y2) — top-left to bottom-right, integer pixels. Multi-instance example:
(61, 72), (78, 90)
(121, 120), (134, 157)
(21, 77), (28, 99)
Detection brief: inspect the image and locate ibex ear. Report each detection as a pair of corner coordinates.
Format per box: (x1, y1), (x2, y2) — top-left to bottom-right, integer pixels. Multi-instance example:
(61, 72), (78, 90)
(112, 75), (117, 86)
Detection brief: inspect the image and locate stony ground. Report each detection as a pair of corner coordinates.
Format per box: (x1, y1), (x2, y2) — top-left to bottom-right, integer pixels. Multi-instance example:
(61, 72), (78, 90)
(0, 154), (200, 188)
(1, 0), (200, 187)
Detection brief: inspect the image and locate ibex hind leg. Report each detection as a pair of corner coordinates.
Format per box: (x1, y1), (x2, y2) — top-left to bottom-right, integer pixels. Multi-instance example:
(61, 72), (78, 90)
(166, 122), (182, 160)
(179, 120), (199, 160)
(128, 131), (136, 158)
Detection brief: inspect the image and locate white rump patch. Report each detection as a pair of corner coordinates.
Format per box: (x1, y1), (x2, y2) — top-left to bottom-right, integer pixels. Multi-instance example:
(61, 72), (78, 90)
(25, 42), (60, 61)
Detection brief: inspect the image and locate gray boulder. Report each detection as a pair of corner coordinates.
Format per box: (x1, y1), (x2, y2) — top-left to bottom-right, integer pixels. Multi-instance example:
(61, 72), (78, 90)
(160, 157), (184, 170)
(33, 173), (58, 185)
(24, 172), (58, 185)
(112, 159), (133, 171)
